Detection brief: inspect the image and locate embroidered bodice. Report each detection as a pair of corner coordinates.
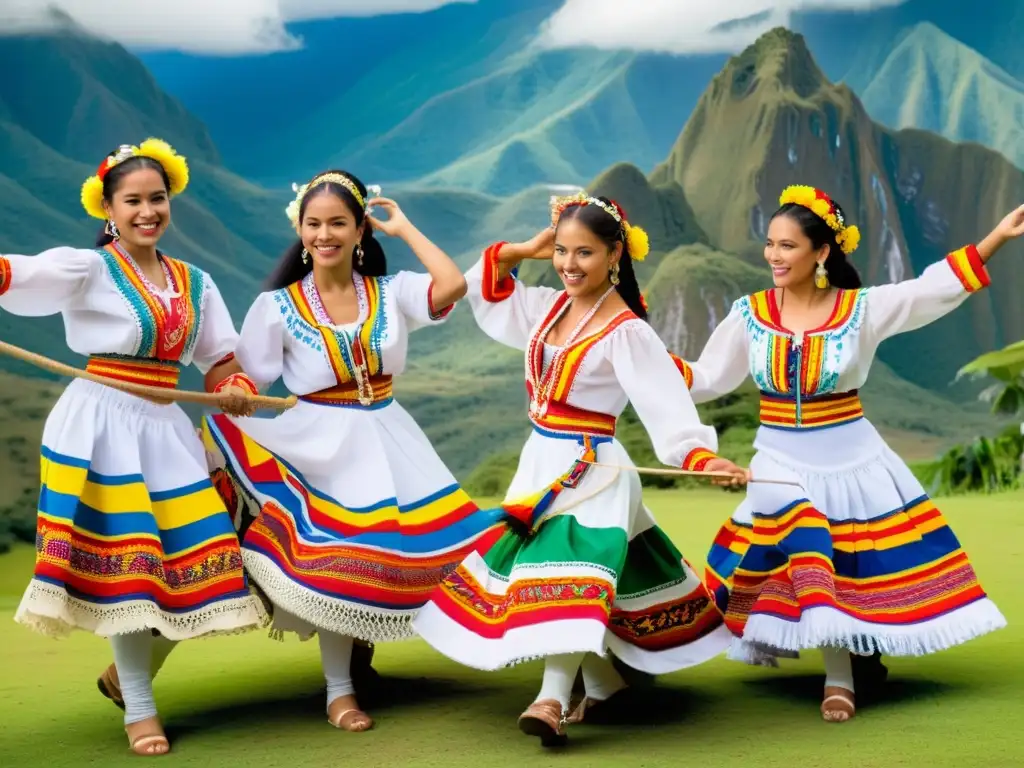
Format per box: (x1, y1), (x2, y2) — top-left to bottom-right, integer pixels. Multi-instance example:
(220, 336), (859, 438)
(0, 245), (237, 372)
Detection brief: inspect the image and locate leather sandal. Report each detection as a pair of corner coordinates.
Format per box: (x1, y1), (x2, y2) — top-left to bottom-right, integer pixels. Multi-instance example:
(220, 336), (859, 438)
(821, 686), (855, 722)
(126, 717), (170, 756)
(328, 695), (373, 732)
(98, 663), (125, 710)
(518, 698), (568, 747)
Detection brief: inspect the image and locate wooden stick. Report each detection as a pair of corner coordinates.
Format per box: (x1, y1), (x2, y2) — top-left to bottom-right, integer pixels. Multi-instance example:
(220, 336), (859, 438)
(0, 339), (296, 411)
(580, 459), (803, 487)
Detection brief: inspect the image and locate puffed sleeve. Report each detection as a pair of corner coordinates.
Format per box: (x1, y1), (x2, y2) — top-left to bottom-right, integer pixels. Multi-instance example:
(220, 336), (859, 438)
(390, 270), (456, 332)
(234, 292), (285, 390)
(0, 247), (99, 316)
(190, 276), (240, 374)
(464, 242), (560, 350)
(861, 244), (990, 345)
(680, 302), (751, 404)
(609, 321), (721, 471)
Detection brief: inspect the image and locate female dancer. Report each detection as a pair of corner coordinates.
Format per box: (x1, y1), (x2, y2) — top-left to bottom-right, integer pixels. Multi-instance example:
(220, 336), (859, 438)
(199, 170), (506, 732)
(683, 185), (1019, 722)
(413, 193), (748, 746)
(1, 139), (267, 755)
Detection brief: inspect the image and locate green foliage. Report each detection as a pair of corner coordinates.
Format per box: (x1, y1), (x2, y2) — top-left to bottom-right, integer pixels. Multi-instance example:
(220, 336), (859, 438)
(919, 424), (1023, 495)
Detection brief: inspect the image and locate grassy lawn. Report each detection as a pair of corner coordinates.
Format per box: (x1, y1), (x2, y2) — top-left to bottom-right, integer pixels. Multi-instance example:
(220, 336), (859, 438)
(0, 488), (1020, 767)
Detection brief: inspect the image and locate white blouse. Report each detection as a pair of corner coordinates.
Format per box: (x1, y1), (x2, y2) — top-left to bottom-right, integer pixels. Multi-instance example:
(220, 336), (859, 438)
(465, 255), (718, 469)
(236, 270), (451, 394)
(683, 246), (992, 403)
(0, 245), (237, 371)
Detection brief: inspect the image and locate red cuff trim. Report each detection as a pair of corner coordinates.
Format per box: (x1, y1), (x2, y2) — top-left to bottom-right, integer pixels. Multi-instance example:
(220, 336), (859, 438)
(214, 373), (258, 396)
(682, 447), (717, 472)
(212, 352), (236, 368)
(481, 241), (515, 303)
(0, 256), (11, 296)
(426, 282), (455, 321)
(670, 354), (694, 389)
(946, 244), (990, 293)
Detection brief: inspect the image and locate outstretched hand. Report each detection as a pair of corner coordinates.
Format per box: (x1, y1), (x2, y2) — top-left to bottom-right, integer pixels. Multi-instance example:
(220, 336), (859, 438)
(995, 204), (1024, 241)
(704, 458), (752, 487)
(365, 197), (413, 239)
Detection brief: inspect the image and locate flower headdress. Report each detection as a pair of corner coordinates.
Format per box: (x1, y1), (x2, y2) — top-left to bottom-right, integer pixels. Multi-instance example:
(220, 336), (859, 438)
(549, 191), (650, 262)
(778, 185), (861, 255)
(285, 172), (381, 229)
(80, 138), (189, 220)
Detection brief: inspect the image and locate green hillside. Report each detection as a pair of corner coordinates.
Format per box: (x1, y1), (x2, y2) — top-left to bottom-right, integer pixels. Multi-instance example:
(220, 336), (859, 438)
(648, 27), (1024, 394)
(857, 24), (1024, 170)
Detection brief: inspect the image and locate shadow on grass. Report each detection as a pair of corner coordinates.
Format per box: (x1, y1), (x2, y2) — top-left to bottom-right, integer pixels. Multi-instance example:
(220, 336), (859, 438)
(741, 672), (972, 711)
(166, 672), (494, 740)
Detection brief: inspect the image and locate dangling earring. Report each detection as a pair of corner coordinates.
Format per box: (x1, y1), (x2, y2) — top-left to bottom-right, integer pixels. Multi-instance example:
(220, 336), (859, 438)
(814, 262), (829, 290)
(301, 248), (310, 264)
(610, 263), (620, 286)
(105, 220), (120, 241)
(355, 244), (364, 268)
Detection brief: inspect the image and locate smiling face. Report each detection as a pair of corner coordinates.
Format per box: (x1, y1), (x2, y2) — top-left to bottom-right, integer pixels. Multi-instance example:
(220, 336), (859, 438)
(553, 217), (621, 299)
(104, 167), (170, 249)
(300, 188), (364, 270)
(764, 212), (828, 289)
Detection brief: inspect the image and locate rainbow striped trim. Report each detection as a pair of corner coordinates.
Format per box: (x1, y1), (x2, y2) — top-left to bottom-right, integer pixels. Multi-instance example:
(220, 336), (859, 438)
(300, 375), (394, 409)
(286, 275), (384, 384)
(946, 244), (990, 293)
(0, 256), (10, 295)
(85, 355), (182, 389)
(530, 399), (616, 437)
(682, 448), (717, 472)
(760, 391), (863, 430)
(669, 354), (694, 388)
(481, 242), (515, 302)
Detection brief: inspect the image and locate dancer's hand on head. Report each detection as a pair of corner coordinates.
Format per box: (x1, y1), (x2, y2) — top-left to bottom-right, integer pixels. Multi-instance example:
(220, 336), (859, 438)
(217, 386), (256, 418)
(994, 204), (1024, 241)
(524, 227), (556, 260)
(704, 458), (751, 487)
(366, 198), (412, 239)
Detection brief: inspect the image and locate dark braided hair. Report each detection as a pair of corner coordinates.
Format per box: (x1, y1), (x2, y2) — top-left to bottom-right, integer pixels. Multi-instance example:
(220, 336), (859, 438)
(556, 197), (648, 320)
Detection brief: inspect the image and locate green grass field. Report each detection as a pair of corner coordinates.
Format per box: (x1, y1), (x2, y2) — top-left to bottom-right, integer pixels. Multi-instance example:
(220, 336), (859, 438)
(0, 488), (1020, 767)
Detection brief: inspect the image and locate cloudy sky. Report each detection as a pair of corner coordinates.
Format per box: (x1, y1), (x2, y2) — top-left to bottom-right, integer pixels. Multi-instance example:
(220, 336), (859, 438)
(538, 0), (908, 55)
(0, 0), (905, 55)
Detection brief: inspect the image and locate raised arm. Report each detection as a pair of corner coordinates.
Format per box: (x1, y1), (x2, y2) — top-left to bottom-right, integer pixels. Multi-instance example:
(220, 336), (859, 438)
(864, 206), (1024, 344)
(676, 301), (751, 405)
(464, 232), (561, 350)
(367, 197), (466, 315)
(0, 247), (99, 316)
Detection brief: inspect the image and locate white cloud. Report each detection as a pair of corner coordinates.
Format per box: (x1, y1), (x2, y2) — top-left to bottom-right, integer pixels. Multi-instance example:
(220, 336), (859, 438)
(0, 0), (476, 55)
(536, 0), (908, 55)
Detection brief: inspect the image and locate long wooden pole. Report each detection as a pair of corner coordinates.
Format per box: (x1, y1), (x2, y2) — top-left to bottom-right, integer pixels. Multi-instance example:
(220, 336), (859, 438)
(580, 460), (802, 487)
(0, 340), (296, 411)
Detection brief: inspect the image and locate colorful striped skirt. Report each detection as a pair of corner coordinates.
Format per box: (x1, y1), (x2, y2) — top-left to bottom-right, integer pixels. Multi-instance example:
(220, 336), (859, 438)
(15, 379), (268, 640)
(413, 427), (731, 672)
(202, 398), (506, 642)
(705, 419), (1006, 662)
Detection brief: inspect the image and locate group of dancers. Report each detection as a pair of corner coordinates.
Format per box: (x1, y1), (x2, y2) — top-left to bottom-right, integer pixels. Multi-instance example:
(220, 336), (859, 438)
(1, 137), (1019, 755)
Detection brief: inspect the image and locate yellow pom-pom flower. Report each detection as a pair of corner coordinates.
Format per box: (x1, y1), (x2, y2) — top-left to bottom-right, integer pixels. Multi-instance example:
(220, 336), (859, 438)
(137, 138), (189, 195)
(625, 222), (649, 262)
(80, 175), (107, 220)
(79, 137), (190, 219)
(778, 184), (859, 256)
